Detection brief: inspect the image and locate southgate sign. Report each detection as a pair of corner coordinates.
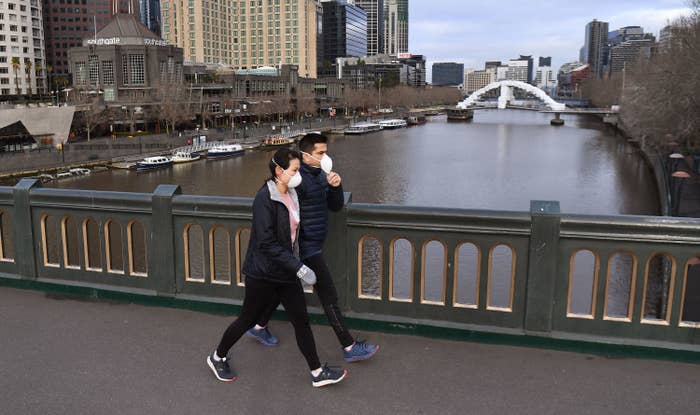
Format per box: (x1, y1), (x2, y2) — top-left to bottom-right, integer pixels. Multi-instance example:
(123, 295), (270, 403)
(86, 37), (170, 47)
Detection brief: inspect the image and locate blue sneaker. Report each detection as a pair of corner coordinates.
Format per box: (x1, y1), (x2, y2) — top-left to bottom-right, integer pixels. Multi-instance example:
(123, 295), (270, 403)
(343, 340), (379, 363)
(246, 327), (279, 346)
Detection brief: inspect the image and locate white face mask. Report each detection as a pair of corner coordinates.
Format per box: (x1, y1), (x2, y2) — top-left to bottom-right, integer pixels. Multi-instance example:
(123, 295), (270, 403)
(272, 157), (302, 188)
(304, 152), (333, 174)
(284, 170), (302, 188)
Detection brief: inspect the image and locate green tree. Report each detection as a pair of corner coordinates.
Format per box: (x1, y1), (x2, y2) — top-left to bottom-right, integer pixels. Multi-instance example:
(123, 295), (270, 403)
(11, 57), (21, 95)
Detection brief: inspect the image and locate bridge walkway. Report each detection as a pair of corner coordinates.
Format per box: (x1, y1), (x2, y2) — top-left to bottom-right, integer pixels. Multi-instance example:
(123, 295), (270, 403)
(1, 287), (698, 415)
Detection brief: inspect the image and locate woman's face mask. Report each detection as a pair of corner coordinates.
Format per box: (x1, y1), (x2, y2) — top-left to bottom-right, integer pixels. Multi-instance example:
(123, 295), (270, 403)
(283, 169), (302, 188)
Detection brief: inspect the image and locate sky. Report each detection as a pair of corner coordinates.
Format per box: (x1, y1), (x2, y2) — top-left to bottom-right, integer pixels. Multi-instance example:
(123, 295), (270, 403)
(409, 0), (693, 82)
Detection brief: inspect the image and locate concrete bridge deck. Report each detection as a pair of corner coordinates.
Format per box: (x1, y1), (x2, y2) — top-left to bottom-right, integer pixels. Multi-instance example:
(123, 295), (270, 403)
(1, 286), (698, 415)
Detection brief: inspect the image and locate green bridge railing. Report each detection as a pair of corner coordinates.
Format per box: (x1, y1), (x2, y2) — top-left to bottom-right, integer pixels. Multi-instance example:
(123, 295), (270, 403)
(0, 179), (698, 355)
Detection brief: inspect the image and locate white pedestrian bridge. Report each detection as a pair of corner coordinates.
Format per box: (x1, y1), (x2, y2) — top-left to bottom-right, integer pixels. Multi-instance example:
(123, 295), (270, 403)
(458, 80), (567, 111)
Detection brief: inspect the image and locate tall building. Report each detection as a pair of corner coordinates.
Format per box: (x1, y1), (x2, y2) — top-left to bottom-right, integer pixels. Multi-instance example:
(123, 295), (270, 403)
(505, 59), (528, 83)
(464, 68), (495, 94)
(320, 0), (367, 71)
(139, 0), (161, 36)
(538, 56), (551, 67)
(432, 62), (464, 86)
(397, 53), (425, 87)
(518, 54), (533, 84)
(485, 61), (501, 70)
(583, 19), (608, 77)
(355, 0), (384, 55)
(535, 66), (553, 89)
(161, 0), (320, 78)
(1, 0), (47, 95)
(43, 0), (141, 86)
(608, 38), (655, 74)
(384, 0), (407, 55)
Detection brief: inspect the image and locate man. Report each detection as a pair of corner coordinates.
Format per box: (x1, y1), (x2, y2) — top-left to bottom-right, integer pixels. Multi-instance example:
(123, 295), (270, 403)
(247, 133), (379, 363)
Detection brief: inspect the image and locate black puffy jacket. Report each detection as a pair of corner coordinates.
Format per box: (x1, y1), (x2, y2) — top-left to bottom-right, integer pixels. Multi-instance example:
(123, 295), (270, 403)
(297, 162), (344, 259)
(242, 181), (303, 284)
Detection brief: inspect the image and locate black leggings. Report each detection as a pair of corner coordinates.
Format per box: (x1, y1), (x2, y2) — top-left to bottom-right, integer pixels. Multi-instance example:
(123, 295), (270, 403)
(257, 254), (355, 348)
(216, 276), (321, 370)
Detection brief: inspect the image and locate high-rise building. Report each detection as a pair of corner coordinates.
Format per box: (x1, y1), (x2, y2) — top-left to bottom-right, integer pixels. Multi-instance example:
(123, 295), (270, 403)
(139, 0), (162, 36)
(485, 61), (501, 70)
(583, 19), (608, 77)
(1, 0), (47, 96)
(505, 59), (528, 83)
(535, 66), (553, 89)
(518, 54), (533, 84)
(384, 0), (407, 55)
(161, 0), (320, 78)
(432, 62), (464, 86)
(464, 68), (495, 94)
(608, 38), (655, 74)
(355, 0), (384, 55)
(42, 0), (121, 83)
(320, 0), (367, 72)
(538, 56), (551, 67)
(398, 53), (425, 87)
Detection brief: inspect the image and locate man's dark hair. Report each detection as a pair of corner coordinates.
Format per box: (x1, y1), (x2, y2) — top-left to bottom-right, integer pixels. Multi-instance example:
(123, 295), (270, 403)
(298, 133), (328, 153)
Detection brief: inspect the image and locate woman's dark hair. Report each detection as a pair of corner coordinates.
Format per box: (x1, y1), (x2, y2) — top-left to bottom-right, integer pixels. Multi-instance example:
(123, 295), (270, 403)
(298, 133), (328, 153)
(267, 147), (302, 183)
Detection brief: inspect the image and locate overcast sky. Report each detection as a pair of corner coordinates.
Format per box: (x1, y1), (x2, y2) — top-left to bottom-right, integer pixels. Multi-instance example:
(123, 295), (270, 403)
(409, 0), (693, 82)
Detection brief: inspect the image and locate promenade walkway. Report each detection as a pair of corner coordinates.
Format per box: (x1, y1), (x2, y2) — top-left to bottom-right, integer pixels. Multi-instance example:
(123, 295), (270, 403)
(1, 287), (698, 415)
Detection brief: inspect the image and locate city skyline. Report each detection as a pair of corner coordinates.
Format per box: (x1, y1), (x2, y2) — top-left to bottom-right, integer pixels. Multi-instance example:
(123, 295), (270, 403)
(409, 0), (691, 82)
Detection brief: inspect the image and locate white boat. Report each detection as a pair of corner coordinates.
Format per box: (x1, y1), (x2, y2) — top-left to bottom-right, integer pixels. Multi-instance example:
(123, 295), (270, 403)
(171, 151), (201, 164)
(136, 156), (173, 171)
(344, 123), (383, 135)
(69, 168), (91, 176)
(378, 119), (407, 129)
(207, 144), (244, 159)
(55, 170), (72, 179)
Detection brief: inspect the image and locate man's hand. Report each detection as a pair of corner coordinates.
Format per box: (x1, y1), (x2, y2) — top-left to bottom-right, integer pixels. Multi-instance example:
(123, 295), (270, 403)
(327, 171), (342, 187)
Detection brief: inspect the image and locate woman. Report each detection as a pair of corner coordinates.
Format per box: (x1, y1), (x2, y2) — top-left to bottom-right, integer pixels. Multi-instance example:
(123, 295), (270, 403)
(207, 148), (347, 388)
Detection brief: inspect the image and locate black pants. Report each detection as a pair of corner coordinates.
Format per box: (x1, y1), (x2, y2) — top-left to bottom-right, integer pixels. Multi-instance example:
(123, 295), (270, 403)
(257, 253), (355, 348)
(216, 276), (321, 370)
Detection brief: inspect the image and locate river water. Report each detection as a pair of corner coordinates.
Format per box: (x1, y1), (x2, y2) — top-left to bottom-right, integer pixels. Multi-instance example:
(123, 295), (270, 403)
(49, 109), (659, 215)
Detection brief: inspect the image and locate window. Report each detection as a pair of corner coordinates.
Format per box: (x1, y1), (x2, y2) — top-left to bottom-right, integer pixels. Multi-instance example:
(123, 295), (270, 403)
(101, 61), (114, 85)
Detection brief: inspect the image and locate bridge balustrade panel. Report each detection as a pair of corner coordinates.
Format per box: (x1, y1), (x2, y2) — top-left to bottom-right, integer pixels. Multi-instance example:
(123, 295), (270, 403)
(347, 204), (531, 329)
(554, 215), (700, 344)
(0, 187), (16, 275)
(173, 195), (252, 302)
(30, 188), (155, 290)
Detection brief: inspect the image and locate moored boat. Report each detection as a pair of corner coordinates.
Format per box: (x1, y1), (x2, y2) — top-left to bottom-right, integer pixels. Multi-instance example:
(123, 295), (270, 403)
(378, 119), (408, 129)
(446, 107), (474, 121)
(406, 115), (427, 126)
(136, 156), (173, 171)
(69, 168), (91, 176)
(207, 144), (245, 159)
(344, 122), (383, 135)
(261, 137), (296, 147)
(172, 151), (202, 163)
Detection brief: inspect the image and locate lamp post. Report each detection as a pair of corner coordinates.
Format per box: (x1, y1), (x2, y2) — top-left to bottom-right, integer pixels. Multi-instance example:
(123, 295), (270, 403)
(671, 170), (691, 216)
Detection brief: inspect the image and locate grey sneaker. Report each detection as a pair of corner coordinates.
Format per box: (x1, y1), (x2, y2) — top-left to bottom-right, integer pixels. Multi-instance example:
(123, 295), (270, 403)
(207, 352), (237, 382)
(311, 363), (347, 387)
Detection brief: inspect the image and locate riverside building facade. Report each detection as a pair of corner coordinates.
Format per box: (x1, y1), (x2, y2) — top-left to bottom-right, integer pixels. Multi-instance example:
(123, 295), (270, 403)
(0, 0), (47, 96)
(161, 0), (320, 78)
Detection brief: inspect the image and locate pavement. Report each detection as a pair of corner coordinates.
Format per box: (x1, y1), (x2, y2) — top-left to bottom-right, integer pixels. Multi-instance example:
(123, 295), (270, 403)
(1, 286), (699, 415)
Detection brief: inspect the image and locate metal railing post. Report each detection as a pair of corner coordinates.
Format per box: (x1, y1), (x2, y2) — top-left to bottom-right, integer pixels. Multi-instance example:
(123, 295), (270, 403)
(150, 185), (181, 295)
(325, 192), (352, 312)
(524, 200), (561, 333)
(12, 178), (41, 279)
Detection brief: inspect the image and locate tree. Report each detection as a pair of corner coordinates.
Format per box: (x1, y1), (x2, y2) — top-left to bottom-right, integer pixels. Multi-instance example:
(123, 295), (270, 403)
(294, 86), (317, 121)
(67, 89), (108, 142)
(616, 3), (700, 151)
(11, 57), (21, 95)
(23, 59), (32, 95)
(157, 82), (193, 135)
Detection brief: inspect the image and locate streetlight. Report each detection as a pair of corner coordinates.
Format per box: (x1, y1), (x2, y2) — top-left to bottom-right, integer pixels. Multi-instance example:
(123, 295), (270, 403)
(669, 152), (684, 173)
(671, 170), (691, 216)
